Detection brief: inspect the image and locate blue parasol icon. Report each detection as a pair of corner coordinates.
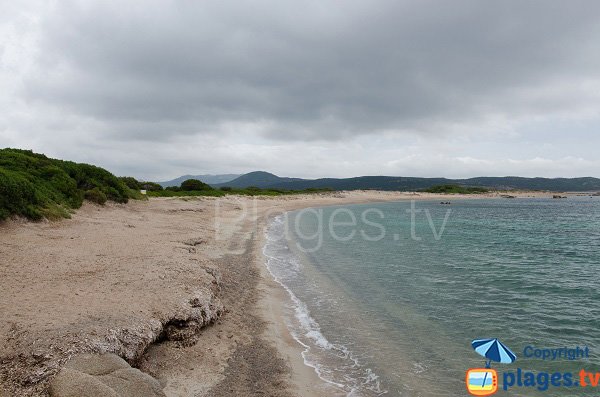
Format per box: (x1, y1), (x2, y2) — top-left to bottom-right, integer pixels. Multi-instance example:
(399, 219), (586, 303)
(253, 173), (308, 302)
(471, 338), (516, 389)
(472, 338), (517, 368)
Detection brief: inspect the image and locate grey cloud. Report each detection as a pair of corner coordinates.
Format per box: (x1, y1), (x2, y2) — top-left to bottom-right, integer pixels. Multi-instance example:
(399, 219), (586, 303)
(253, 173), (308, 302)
(19, 0), (600, 142)
(2, 0), (600, 180)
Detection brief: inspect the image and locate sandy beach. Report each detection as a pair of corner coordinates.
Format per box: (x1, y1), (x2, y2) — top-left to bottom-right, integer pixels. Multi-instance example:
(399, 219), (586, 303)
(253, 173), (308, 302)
(0, 190), (560, 396)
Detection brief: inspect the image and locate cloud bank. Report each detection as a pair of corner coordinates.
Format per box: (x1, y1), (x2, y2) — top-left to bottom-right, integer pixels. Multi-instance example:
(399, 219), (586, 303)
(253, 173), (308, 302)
(1, 0), (599, 179)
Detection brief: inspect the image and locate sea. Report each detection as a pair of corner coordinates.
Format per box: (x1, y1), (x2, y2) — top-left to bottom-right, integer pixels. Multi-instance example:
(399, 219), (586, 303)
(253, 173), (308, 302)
(263, 197), (600, 396)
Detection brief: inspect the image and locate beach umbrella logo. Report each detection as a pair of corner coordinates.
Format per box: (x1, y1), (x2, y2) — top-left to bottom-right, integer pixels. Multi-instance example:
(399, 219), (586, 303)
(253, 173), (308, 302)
(472, 338), (517, 367)
(466, 338), (516, 396)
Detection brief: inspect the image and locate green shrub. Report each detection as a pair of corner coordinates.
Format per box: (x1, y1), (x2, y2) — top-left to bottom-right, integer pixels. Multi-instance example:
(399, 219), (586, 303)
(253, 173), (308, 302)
(67, 163), (129, 203)
(40, 204), (72, 220)
(119, 176), (141, 190)
(140, 181), (163, 191)
(165, 186), (181, 191)
(147, 186), (334, 198)
(180, 179), (212, 191)
(147, 189), (225, 198)
(0, 168), (42, 220)
(422, 184), (489, 194)
(84, 188), (108, 205)
(125, 188), (148, 201)
(0, 148), (140, 220)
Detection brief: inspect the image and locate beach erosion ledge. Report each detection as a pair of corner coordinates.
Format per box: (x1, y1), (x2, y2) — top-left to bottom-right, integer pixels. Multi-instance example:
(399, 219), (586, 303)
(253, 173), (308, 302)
(0, 198), (228, 397)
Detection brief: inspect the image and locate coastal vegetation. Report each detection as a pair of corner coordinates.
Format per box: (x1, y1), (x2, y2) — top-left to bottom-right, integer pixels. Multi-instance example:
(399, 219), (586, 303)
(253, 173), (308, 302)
(0, 149), (335, 221)
(180, 178), (213, 191)
(148, 181), (333, 197)
(118, 177), (163, 192)
(0, 148), (142, 220)
(421, 184), (489, 194)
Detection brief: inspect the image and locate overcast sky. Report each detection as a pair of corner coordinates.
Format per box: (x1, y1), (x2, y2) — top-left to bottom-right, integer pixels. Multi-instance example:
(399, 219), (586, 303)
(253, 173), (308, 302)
(1, 1), (600, 180)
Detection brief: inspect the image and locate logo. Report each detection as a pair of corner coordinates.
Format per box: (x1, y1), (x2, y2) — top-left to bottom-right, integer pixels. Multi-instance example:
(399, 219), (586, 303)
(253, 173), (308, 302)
(466, 340), (599, 393)
(466, 368), (498, 396)
(466, 338), (517, 396)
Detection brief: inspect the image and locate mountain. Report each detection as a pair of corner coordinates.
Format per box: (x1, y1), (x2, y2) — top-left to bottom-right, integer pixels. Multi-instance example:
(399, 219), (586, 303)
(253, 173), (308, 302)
(214, 171), (304, 188)
(215, 172), (600, 192)
(158, 174), (240, 188)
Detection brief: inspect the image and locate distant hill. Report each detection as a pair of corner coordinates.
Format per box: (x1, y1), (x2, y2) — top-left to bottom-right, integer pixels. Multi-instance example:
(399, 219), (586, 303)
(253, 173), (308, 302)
(158, 173), (240, 188)
(213, 171), (304, 188)
(215, 172), (600, 192)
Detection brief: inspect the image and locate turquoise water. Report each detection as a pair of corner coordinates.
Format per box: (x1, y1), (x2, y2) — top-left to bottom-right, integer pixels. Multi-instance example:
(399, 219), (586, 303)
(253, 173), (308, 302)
(263, 198), (600, 396)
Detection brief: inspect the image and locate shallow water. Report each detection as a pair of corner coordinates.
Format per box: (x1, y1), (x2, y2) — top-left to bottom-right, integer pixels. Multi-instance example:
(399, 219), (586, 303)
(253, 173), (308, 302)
(264, 198), (600, 396)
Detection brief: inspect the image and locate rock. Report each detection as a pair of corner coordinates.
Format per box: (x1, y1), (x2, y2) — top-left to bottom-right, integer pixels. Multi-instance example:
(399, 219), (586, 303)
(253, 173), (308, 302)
(182, 238), (205, 246)
(65, 353), (129, 376)
(49, 354), (165, 397)
(98, 368), (164, 397)
(49, 368), (119, 397)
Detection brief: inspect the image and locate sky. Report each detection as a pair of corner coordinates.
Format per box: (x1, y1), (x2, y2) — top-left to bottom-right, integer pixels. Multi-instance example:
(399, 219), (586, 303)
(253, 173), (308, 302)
(1, 0), (600, 181)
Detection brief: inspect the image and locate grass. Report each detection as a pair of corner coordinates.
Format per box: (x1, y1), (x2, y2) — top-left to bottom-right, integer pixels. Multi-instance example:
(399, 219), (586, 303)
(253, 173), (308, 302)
(421, 184), (489, 194)
(0, 148), (144, 220)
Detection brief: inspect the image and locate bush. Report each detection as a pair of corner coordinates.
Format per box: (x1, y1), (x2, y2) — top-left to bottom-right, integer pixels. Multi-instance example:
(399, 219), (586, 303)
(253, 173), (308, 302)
(119, 176), (141, 190)
(147, 189), (224, 198)
(0, 148), (141, 220)
(146, 185), (335, 198)
(125, 188), (148, 201)
(84, 188), (108, 205)
(180, 179), (212, 191)
(59, 161), (130, 204)
(139, 181), (163, 191)
(0, 168), (42, 220)
(422, 184), (489, 194)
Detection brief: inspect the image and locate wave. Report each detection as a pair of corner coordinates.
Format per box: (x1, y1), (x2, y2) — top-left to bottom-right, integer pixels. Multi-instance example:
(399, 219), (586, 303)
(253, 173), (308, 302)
(263, 215), (387, 397)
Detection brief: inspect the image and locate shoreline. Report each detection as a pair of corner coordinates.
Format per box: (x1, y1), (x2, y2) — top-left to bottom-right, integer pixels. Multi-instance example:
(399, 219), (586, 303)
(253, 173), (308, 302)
(259, 216), (347, 397)
(0, 190), (569, 396)
(232, 190), (580, 396)
(236, 190), (558, 396)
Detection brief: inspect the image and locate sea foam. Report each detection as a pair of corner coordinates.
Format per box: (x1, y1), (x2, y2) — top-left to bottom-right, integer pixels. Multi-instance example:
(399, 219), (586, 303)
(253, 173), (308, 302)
(263, 215), (386, 396)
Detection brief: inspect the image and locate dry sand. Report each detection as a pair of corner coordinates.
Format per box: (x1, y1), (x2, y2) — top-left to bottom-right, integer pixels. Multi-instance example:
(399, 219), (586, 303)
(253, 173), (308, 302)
(0, 190), (559, 396)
